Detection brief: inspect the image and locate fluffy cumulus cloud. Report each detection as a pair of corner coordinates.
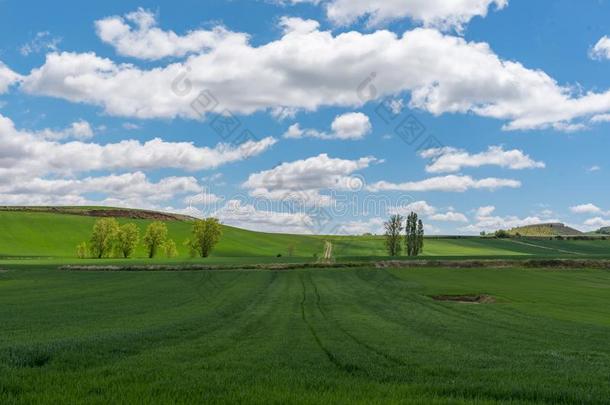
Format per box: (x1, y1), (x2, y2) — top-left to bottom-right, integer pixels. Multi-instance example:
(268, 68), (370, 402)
(0, 172), (201, 209)
(16, 18), (610, 131)
(281, 0), (507, 31)
(337, 217), (385, 235)
(429, 211), (468, 222)
(284, 112), (371, 140)
(367, 175), (520, 193)
(0, 113), (276, 207)
(459, 205), (554, 234)
(583, 217), (610, 229)
(421, 146), (545, 173)
(570, 203), (602, 215)
(0, 62), (21, 94)
(213, 199), (315, 234)
(324, 0), (508, 31)
(243, 153), (375, 205)
(390, 200), (437, 216)
(35, 120), (94, 141)
(590, 36), (610, 60)
(95, 8), (248, 60)
(389, 200), (467, 222)
(0, 113), (276, 176)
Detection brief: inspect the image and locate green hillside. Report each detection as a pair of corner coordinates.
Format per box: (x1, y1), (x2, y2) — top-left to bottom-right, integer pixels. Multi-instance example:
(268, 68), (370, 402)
(508, 223), (583, 236)
(1, 208), (610, 262)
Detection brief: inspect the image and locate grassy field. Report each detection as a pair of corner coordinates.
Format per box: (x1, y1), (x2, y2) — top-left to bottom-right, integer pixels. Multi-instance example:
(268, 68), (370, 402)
(1, 265), (609, 404)
(2, 208), (610, 403)
(2, 210), (610, 263)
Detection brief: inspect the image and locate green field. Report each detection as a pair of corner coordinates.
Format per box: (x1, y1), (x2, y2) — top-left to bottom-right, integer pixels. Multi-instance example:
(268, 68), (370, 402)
(2, 208), (610, 404)
(2, 210), (610, 263)
(1, 265), (609, 404)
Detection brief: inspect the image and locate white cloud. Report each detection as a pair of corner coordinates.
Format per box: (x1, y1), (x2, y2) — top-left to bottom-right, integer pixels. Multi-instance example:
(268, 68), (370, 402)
(338, 217), (384, 235)
(213, 199), (314, 234)
(367, 175), (520, 193)
(389, 200), (436, 216)
(590, 36), (610, 60)
(476, 205), (496, 217)
(570, 203), (602, 215)
(583, 217), (610, 229)
(19, 25), (610, 131)
(324, 0), (508, 31)
(183, 191), (224, 206)
(35, 120), (94, 141)
(284, 112), (371, 140)
(0, 62), (21, 94)
(122, 122), (141, 130)
(20, 31), (62, 56)
(421, 146), (545, 173)
(0, 113), (276, 177)
(0, 172), (201, 209)
(429, 211), (468, 222)
(389, 200), (466, 222)
(460, 206), (550, 234)
(590, 113), (610, 123)
(95, 8), (249, 60)
(587, 165), (601, 172)
(331, 112), (371, 139)
(0, 112), (276, 208)
(243, 153), (375, 205)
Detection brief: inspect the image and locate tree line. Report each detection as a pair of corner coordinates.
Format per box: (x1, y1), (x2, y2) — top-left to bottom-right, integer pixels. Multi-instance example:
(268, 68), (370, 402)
(384, 212), (424, 257)
(76, 218), (222, 259)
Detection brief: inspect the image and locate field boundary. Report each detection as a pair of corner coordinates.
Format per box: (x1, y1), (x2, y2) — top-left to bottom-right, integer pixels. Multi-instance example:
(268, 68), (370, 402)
(59, 259), (610, 272)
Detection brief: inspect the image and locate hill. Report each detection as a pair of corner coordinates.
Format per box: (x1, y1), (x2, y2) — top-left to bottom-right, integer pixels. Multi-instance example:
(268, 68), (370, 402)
(508, 223), (583, 237)
(1, 207), (610, 261)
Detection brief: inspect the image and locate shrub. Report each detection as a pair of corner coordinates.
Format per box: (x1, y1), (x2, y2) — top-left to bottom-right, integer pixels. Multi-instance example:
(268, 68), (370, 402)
(76, 242), (89, 259)
(162, 239), (179, 258)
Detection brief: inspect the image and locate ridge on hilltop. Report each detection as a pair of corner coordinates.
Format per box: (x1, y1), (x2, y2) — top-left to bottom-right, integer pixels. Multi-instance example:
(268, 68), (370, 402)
(0, 206), (197, 222)
(509, 223), (583, 237)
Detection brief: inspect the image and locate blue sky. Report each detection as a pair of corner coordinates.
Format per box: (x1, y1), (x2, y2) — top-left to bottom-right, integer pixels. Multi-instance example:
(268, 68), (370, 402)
(1, 0), (610, 234)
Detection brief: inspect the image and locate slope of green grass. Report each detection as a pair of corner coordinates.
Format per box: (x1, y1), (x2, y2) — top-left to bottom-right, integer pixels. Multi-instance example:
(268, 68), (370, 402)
(1, 210), (610, 262)
(1, 265), (609, 403)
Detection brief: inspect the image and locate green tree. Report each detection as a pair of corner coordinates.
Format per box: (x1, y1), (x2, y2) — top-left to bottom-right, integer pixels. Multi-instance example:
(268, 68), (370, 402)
(417, 219), (425, 255)
(187, 218), (222, 258)
(116, 223), (140, 258)
(162, 239), (178, 258)
(494, 229), (510, 239)
(143, 222), (169, 258)
(384, 214), (404, 256)
(89, 218), (119, 259)
(405, 212), (418, 257)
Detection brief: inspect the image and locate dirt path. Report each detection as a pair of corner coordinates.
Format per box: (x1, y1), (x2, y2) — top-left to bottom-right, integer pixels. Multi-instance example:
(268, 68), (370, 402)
(509, 239), (585, 256)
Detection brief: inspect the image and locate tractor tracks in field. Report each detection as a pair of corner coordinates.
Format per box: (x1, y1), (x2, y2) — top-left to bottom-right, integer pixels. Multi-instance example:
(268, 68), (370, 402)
(299, 273), (408, 375)
(309, 274), (409, 367)
(1, 272), (280, 371)
(299, 274), (360, 374)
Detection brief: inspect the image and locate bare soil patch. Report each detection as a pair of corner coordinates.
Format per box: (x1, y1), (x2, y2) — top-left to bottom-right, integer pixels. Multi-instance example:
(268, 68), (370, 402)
(431, 294), (496, 304)
(0, 206), (194, 221)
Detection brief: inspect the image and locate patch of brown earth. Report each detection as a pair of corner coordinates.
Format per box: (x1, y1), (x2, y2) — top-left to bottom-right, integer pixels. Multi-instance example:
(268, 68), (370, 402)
(431, 294), (495, 304)
(81, 209), (187, 221)
(0, 206), (195, 221)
